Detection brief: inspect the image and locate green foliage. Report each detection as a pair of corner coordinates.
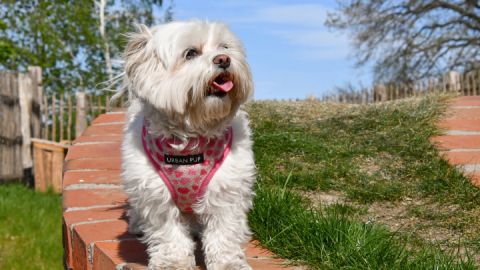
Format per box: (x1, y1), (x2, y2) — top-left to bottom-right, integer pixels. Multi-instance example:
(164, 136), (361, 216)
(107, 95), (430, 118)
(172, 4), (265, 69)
(0, 0), (172, 94)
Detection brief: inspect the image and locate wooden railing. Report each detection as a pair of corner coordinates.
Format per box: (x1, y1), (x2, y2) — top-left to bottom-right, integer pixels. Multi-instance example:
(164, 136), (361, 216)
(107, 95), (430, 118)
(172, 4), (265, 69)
(322, 71), (480, 104)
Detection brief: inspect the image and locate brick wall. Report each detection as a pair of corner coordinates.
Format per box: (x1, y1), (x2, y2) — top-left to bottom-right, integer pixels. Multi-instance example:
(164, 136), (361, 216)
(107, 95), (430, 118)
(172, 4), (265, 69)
(62, 112), (297, 269)
(432, 96), (480, 186)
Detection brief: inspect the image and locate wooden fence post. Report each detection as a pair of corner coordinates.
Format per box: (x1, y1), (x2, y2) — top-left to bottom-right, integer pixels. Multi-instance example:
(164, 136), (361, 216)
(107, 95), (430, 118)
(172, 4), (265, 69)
(52, 95), (57, 141)
(0, 70), (23, 180)
(75, 92), (87, 139)
(106, 95), (111, 112)
(60, 95), (64, 142)
(43, 95), (49, 139)
(67, 95), (72, 142)
(28, 66), (43, 139)
(444, 71), (461, 93)
(18, 73), (33, 171)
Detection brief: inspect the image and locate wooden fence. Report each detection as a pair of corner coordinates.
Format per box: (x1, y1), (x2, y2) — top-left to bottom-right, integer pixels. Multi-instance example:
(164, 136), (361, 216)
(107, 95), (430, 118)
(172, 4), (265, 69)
(0, 67), (43, 181)
(0, 66), (125, 181)
(322, 71), (480, 104)
(43, 92), (125, 142)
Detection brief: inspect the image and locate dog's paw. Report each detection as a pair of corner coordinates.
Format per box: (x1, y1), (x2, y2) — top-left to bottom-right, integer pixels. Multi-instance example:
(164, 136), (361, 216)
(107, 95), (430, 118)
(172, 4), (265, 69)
(148, 251), (196, 270)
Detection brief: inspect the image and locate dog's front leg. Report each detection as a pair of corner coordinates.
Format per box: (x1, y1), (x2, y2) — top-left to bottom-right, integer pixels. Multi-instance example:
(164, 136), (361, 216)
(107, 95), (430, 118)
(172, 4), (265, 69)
(142, 209), (196, 270)
(201, 207), (252, 270)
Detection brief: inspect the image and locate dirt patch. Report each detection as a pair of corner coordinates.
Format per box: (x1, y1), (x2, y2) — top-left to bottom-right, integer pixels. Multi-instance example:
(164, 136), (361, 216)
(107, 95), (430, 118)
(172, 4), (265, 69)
(299, 190), (346, 208)
(361, 199), (463, 243)
(360, 199), (480, 263)
(299, 189), (480, 262)
(354, 153), (405, 181)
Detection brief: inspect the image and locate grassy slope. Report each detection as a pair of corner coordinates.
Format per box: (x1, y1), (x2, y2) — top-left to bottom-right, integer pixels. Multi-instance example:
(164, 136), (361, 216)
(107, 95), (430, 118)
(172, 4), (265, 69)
(0, 184), (63, 270)
(247, 95), (480, 269)
(1, 95), (479, 269)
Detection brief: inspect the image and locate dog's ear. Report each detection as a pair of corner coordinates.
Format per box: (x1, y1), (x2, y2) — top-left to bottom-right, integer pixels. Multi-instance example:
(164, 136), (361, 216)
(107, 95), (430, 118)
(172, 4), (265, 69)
(124, 24), (153, 78)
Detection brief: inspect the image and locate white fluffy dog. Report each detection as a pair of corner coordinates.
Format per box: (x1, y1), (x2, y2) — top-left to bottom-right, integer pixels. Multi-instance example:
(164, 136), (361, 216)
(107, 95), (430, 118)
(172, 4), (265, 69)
(120, 20), (256, 270)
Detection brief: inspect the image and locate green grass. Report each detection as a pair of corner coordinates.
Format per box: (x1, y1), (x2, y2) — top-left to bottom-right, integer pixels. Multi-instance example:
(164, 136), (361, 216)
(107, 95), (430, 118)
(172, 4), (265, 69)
(250, 186), (475, 269)
(0, 184), (63, 270)
(247, 95), (480, 269)
(2, 94), (479, 269)
(248, 96), (478, 205)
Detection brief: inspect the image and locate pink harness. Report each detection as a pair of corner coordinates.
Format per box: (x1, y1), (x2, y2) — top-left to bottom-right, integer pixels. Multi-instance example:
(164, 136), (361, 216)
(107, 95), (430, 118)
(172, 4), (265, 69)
(141, 122), (233, 213)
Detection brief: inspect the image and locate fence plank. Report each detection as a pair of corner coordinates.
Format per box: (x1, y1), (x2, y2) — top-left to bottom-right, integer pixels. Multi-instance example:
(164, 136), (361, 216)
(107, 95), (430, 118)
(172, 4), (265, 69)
(18, 73), (33, 170)
(67, 95), (72, 142)
(28, 66), (43, 139)
(60, 94), (64, 142)
(97, 95), (102, 115)
(88, 94), (94, 118)
(106, 95), (111, 112)
(52, 95), (57, 142)
(75, 92), (87, 138)
(470, 73), (475, 96)
(0, 71), (23, 180)
(43, 95), (48, 139)
(477, 71), (480, 95)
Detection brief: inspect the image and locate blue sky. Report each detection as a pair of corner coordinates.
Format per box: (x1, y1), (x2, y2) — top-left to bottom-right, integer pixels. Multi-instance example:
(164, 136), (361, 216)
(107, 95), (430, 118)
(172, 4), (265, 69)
(168, 0), (372, 100)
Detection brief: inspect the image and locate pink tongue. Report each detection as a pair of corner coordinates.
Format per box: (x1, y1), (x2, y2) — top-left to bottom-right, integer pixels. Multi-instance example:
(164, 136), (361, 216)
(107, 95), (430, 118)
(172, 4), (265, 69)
(212, 80), (234, 92)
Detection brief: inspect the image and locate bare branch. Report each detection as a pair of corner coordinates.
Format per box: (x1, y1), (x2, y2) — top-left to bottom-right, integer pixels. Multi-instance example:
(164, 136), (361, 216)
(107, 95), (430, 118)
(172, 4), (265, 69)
(327, 0), (480, 82)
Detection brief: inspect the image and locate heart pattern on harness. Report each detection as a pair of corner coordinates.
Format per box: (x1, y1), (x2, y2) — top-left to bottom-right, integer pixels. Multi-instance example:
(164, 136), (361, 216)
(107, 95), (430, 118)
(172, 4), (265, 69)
(142, 121), (233, 213)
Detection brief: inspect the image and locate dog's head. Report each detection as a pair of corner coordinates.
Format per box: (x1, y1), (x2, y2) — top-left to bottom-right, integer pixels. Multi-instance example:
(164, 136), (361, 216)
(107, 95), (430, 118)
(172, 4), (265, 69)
(124, 21), (253, 132)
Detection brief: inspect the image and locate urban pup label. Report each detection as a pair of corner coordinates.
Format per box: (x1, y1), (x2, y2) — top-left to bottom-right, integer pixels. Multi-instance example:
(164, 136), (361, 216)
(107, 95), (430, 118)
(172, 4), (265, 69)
(164, 153), (204, 165)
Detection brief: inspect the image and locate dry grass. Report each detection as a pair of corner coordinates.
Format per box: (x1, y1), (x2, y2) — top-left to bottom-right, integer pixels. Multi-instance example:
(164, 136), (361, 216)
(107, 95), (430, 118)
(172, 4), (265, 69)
(247, 94), (480, 268)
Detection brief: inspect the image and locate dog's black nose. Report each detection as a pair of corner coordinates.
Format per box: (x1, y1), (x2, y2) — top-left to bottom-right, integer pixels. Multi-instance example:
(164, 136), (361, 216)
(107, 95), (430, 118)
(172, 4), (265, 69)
(213, 54), (230, 69)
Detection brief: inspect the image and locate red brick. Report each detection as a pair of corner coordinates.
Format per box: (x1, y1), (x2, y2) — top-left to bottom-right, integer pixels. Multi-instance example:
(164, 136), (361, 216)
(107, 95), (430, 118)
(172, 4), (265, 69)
(82, 124), (124, 136)
(63, 170), (122, 187)
(245, 241), (275, 259)
(64, 157), (122, 171)
(73, 135), (123, 144)
(92, 239), (294, 270)
(63, 189), (127, 210)
(466, 172), (480, 187)
(431, 135), (480, 149)
(450, 96), (480, 106)
(72, 220), (134, 270)
(444, 108), (480, 119)
(93, 239), (148, 270)
(65, 143), (121, 160)
(64, 206), (127, 228)
(438, 119), (480, 131)
(441, 151), (480, 165)
(63, 207), (126, 267)
(92, 113), (126, 125)
(248, 258), (293, 270)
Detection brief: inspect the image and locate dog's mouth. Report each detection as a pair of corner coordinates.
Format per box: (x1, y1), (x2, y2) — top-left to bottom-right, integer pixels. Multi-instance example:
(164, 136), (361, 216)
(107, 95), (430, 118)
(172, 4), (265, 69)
(207, 73), (234, 98)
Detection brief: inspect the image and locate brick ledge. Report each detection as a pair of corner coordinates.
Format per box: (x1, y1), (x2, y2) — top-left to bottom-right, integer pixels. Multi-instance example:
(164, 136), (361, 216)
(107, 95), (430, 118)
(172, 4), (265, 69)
(62, 112), (297, 269)
(431, 96), (480, 186)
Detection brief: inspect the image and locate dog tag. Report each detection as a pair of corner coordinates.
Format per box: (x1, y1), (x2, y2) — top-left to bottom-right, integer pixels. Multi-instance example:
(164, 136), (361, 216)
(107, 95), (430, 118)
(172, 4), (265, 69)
(164, 153), (204, 165)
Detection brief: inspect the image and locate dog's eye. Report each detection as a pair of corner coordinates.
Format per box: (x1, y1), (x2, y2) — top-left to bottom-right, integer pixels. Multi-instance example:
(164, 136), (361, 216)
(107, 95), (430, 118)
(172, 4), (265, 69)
(220, 44), (229, 49)
(185, 48), (198, 60)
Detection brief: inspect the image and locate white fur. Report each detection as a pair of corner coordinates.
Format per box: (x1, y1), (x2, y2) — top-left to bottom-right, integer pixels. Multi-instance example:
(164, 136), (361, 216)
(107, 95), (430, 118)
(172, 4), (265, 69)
(121, 21), (256, 270)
